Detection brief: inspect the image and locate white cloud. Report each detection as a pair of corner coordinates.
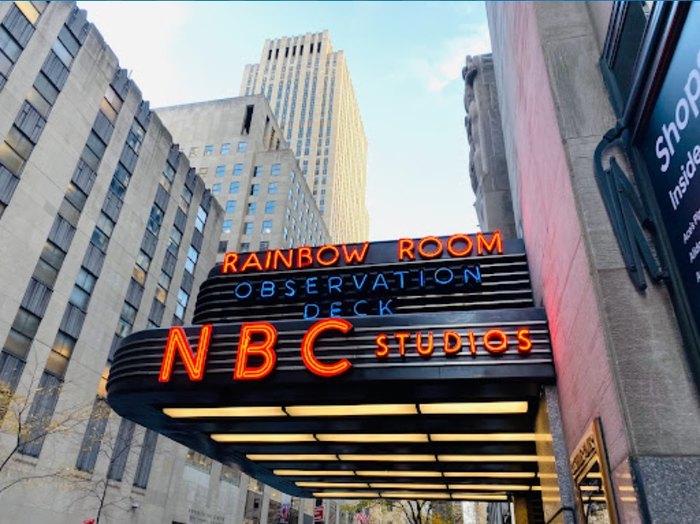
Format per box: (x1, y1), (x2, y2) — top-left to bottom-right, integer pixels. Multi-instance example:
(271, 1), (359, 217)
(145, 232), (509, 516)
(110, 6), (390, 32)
(423, 25), (491, 94)
(78, 1), (192, 106)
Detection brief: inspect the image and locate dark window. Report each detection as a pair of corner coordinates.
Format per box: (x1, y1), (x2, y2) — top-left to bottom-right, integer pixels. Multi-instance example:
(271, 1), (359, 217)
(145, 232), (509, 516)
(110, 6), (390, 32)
(107, 418), (135, 481)
(75, 398), (110, 472)
(242, 104), (254, 135)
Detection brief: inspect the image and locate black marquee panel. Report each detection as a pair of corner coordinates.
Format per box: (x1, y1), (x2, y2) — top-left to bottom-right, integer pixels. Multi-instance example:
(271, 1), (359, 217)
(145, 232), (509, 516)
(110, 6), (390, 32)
(107, 233), (557, 501)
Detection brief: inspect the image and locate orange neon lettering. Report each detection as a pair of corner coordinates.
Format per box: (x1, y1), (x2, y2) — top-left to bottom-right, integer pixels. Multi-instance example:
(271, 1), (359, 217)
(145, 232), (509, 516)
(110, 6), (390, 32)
(476, 231), (503, 255)
(468, 331), (477, 355)
(417, 236), (443, 259)
(415, 332), (434, 357)
(394, 332), (410, 356)
(483, 329), (508, 353)
(443, 331), (462, 355)
(517, 328), (533, 353)
(222, 252), (238, 274)
(341, 242), (369, 264)
(159, 325), (213, 382)
(398, 239), (415, 261)
(273, 249), (294, 270)
(234, 323), (278, 380)
(264, 250), (273, 270)
(446, 234), (473, 257)
(301, 318), (353, 377)
(240, 253), (263, 272)
(317, 245), (341, 267)
(375, 333), (390, 358)
(297, 246), (313, 269)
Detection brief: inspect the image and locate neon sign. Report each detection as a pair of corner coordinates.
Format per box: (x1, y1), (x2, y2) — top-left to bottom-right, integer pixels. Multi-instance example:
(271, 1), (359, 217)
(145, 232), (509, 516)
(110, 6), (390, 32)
(157, 319), (534, 382)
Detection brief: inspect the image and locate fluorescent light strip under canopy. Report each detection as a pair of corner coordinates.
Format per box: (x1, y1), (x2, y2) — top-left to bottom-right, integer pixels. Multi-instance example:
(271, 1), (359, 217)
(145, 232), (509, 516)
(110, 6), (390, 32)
(247, 454), (337, 461)
(163, 400), (529, 419)
(382, 492), (451, 500)
(209, 432), (546, 444)
(274, 470), (352, 476)
(355, 470), (443, 478)
(313, 492), (380, 498)
(438, 455), (549, 463)
(296, 482), (369, 489)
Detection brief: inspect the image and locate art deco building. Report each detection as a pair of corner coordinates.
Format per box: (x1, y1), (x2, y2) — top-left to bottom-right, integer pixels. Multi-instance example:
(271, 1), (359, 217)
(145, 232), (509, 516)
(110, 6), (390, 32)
(156, 96), (330, 258)
(0, 3), (237, 523)
(240, 32), (369, 244)
(467, 2), (700, 523)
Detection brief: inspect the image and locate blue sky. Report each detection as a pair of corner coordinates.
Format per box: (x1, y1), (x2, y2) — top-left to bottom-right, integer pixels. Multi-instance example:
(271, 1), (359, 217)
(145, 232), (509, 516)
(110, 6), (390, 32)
(79, 2), (491, 241)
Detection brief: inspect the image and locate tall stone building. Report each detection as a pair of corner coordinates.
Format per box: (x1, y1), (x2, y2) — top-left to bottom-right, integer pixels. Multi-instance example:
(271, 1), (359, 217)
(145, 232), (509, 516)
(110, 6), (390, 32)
(157, 96), (330, 257)
(468, 2), (700, 522)
(240, 31), (369, 244)
(462, 53), (516, 238)
(0, 2), (240, 523)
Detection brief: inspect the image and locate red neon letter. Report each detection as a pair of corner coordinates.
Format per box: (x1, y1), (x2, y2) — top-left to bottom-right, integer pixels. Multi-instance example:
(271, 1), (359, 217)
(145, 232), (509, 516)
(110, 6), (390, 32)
(341, 242), (369, 264)
(375, 333), (390, 358)
(467, 330), (477, 355)
(517, 328), (533, 353)
(415, 331), (434, 357)
(417, 236), (443, 259)
(272, 249), (294, 270)
(394, 332), (410, 356)
(476, 231), (503, 255)
(317, 245), (341, 266)
(446, 234), (473, 257)
(222, 252), (238, 274)
(297, 246), (313, 268)
(234, 323), (278, 380)
(159, 325), (213, 382)
(443, 331), (462, 355)
(301, 318), (353, 377)
(483, 329), (508, 353)
(240, 253), (263, 272)
(398, 239), (415, 261)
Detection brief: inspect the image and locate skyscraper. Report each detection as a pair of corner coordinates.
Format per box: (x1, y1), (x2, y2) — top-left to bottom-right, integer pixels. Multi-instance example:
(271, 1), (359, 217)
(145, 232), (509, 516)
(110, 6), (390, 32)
(240, 31), (369, 244)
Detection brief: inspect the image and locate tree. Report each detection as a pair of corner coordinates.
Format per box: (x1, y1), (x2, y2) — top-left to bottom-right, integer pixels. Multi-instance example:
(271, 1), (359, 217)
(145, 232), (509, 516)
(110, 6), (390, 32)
(342, 499), (434, 524)
(68, 407), (157, 524)
(0, 372), (92, 497)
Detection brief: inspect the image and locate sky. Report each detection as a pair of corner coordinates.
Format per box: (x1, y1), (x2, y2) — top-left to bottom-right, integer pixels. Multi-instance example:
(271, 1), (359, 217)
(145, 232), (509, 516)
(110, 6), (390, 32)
(78, 1), (491, 241)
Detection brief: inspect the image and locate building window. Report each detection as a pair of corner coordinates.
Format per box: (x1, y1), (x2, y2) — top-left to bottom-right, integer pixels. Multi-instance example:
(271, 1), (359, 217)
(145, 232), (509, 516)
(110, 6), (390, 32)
(222, 220), (233, 233)
(75, 398), (110, 473)
(229, 181), (240, 194)
(175, 288), (189, 319)
(233, 163), (243, 176)
(218, 240), (228, 253)
(262, 220), (273, 234)
(250, 184), (260, 196)
(240, 242), (250, 251)
(185, 246), (199, 274)
(244, 222), (253, 235)
(198, 167), (208, 175)
(271, 163), (281, 176)
(215, 165), (225, 177)
(188, 146), (198, 158)
(220, 143), (231, 155)
(133, 429), (158, 489)
(247, 202), (257, 215)
(268, 182), (278, 195)
(212, 183), (221, 194)
(237, 141), (247, 153)
(203, 144), (214, 156)
(107, 418), (135, 481)
(264, 200), (276, 214)
(195, 206), (207, 232)
(225, 200), (236, 213)
(253, 165), (263, 177)
(259, 241), (269, 250)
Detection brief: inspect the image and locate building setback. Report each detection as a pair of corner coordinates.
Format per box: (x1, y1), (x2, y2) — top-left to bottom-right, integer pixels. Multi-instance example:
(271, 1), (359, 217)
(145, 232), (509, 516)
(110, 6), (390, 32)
(468, 2), (700, 522)
(0, 2), (230, 523)
(240, 31), (369, 244)
(157, 96), (330, 257)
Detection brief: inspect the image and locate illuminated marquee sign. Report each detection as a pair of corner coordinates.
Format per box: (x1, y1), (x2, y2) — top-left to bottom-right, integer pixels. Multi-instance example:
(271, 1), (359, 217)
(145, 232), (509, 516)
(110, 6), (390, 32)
(107, 232), (554, 499)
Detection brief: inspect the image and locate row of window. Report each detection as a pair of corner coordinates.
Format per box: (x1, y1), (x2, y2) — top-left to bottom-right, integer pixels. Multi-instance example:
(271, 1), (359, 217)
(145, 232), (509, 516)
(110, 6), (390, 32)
(199, 162), (282, 178)
(212, 181), (280, 196)
(189, 141), (246, 158)
(223, 219), (274, 236)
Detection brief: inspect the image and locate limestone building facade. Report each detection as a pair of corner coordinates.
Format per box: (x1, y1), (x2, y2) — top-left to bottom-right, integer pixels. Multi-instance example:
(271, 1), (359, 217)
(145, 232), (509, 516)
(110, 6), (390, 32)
(156, 96), (330, 259)
(240, 32), (369, 244)
(0, 3), (239, 523)
(468, 3), (700, 522)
